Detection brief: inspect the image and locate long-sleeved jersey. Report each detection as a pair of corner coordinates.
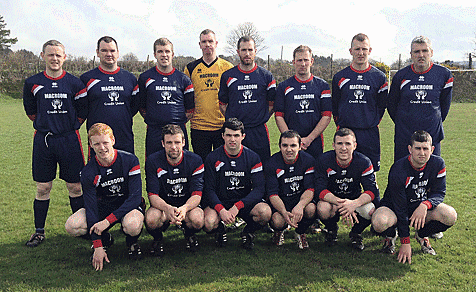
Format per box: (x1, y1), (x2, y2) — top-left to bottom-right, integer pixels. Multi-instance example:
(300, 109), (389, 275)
(381, 154), (446, 239)
(23, 71), (86, 134)
(387, 63), (453, 144)
(185, 57), (233, 131)
(145, 149), (204, 207)
(79, 67), (139, 153)
(82, 150), (142, 246)
(332, 65), (388, 129)
(218, 64), (276, 128)
(138, 66), (194, 126)
(315, 150), (379, 203)
(204, 145), (264, 212)
(265, 150), (315, 208)
(275, 75), (332, 137)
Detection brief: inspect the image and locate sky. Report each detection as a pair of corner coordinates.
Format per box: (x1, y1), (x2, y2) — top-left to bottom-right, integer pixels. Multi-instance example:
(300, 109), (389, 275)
(3, 0), (476, 65)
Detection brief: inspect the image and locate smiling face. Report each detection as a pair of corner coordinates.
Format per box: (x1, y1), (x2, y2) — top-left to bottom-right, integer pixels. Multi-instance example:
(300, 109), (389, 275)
(97, 41), (119, 70)
(90, 133), (116, 165)
(162, 133), (185, 164)
(280, 137), (301, 164)
(411, 42), (433, 72)
(333, 134), (357, 166)
(154, 43), (174, 72)
(350, 38), (371, 70)
(41, 45), (66, 76)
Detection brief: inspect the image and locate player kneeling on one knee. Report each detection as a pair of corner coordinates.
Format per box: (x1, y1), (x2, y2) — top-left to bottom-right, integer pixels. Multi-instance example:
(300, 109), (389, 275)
(266, 130), (316, 249)
(202, 118), (271, 250)
(143, 124), (205, 255)
(372, 130), (457, 264)
(315, 128), (380, 251)
(65, 123), (144, 271)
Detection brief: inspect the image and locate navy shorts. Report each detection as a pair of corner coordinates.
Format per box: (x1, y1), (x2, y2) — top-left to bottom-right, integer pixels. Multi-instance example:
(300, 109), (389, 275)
(146, 124), (189, 158)
(242, 124), (270, 163)
(351, 127), (381, 172)
(304, 134), (324, 160)
(32, 130), (85, 183)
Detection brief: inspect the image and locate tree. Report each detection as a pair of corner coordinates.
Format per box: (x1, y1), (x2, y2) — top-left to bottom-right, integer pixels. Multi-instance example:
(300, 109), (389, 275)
(225, 22), (267, 55)
(0, 15), (18, 51)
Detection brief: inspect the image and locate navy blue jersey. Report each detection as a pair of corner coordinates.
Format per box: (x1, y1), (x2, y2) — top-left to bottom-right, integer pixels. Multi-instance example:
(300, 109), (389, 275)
(381, 155), (446, 239)
(275, 75), (332, 136)
(265, 150), (315, 208)
(332, 65), (388, 129)
(138, 66), (194, 126)
(204, 145), (265, 212)
(23, 71), (86, 134)
(79, 67), (139, 152)
(82, 150), (142, 243)
(145, 149), (204, 207)
(218, 64), (276, 128)
(315, 150), (379, 202)
(387, 63), (453, 144)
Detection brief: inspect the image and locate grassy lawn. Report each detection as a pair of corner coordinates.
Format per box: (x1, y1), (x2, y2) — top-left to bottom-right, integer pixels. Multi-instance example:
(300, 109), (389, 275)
(0, 95), (475, 291)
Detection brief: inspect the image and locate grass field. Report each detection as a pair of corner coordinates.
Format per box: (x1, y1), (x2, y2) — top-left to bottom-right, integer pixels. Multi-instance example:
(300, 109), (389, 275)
(0, 95), (475, 291)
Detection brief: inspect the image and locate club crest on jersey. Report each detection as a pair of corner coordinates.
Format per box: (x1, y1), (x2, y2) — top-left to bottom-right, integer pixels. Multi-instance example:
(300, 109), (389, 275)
(300, 99), (310, 110)
(230, 176), (240, 186)
(109, 77), (115, 82)
(290, 182), (300, 193)
(411, 187), (427, 202)
(108, 91), (120, 102)
(205, 79), (214, 88)
(339, 182), (349, 191)
(108, 184), (122, 195)
(161, 91), (171, 101)
(171, 184), (184, 196)
(354, 90), (364, 99)
(51, 99), (63, 110)
(242, 90), (253, 100)
(415, 90), (427, 100)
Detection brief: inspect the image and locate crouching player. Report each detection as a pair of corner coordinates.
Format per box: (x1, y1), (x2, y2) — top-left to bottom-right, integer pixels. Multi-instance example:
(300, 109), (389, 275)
(372, 130), (457, 264)
(266, 130), (316, 249)
(315, 128), (379, 250)
(203, 118), (271, 250)
(65, 123), (144, 271)
(144, 125), (204, 255)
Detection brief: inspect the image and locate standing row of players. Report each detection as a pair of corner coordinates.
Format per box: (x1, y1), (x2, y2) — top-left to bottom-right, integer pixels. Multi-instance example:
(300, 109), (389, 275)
(22, 31), (457, 269)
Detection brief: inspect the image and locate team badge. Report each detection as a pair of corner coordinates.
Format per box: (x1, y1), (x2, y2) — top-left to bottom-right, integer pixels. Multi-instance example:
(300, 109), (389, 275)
(108, 91), (119, 102)
(243, 90), (252, 99)
(299, 100), (310, 110)
(290, 182), (299, 193)
(161, 91), (172, 101)
(354, 90), (364, 99)
(415, 90), (427, 100)
(51, 99), (63, 110)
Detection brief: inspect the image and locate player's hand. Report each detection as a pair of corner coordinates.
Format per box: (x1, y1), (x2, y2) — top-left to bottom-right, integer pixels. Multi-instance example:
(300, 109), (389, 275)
(291, 205), (304, 224)
(410, 204), (428, 230)
(176, 206), (188, 222)
(219, 209), (236, 225)
(397, 243), (412, 264)
(301, 136), (313, 150)
(281, 211), (297, 228)
(92, 247), (110, 271)
(336, 198), (358, 217)
(166, 205), (181, 225)
(90, 219), (110, 235)
(341, 211), (359, 228)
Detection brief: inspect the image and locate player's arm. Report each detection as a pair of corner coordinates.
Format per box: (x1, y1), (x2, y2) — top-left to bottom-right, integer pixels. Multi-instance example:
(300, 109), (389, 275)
(218, 73), (229, 116)
(302, 113), (331, 149)
(266, 78), (277, 116)
(183, 75), (195, 122)
(137, 74), (148, 119)
(235, 160), (265, 210)
(73, 86), (88, 125)
(176, 161), (204, 221)
(386, 73), (402, 122)
(274, 83), (288, 133)
(22, 80), (37, 121)
(440, 71), (453, 122)
(203, 156), (225, 213)
(377, 78), (389, 121)
(269, 195), (296, 228)
(331, 75), (341, 125)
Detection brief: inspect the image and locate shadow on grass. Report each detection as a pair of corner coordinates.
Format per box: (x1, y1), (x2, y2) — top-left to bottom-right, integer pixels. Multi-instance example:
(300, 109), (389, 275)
(0, 227), (411, 291)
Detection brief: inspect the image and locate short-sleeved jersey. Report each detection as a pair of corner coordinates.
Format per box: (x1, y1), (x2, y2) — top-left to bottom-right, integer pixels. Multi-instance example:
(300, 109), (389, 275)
(315, 150), (379, 202)
(145, 149), (204, 207)
(79, 67), (139, 152)
(387, 63), (453, 144)
(275, 75), (332, 136)
(185, 57), (234, 131)
(332, 65), (388, 129)
(204, 145), (265, 212)
(23, 71), (86, 134)
(81, 150), (142, 244)
(138, 67), (194, 126)
(218, 64), (276, 128)
(381, 155), (446, 239)
(265, 150), (315, 208)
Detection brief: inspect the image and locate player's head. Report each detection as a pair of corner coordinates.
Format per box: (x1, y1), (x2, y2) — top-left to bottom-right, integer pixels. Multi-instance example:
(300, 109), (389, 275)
(222, 118), (245, 155)
(350, 33), (371, 68)
(410, 35), (433, 72)
(279, 130), (302, 163)
(332, 128), (357, 164)
(237, 36), (256, 67)
(408, 130), (434, 167)
(88, 123), (115, 161)
(292, 45), (314, 78)
(96, 36), (119, 69)
(154, 38), (174, 71)
(40, 40), (66, 74)
(199, 29), (218, 58)
(161, 124), (185, 162)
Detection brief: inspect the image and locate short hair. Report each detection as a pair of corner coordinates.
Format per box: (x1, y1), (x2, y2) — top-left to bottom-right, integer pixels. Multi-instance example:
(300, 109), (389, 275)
(293, 45), (312, 59)
(279, 130), (301, 146)
(222, 118), (244, 134)
(97, 36), (118, 51)
(42, 40), (64, 53)
(200, 29), (216, 39)
(333, 128), (356, 143)
(153, 37), (174, 53)
(237, 36), (255, 50)
(411, 36), (432, 51)
(88, 123), (114, 141)
(409, 130), (432, 146)
(351, 33), (369, 47)
(161, 124), (184, 141)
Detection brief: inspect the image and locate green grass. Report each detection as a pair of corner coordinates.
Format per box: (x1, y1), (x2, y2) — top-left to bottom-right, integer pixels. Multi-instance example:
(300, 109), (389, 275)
(1, 96), (475, 291)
